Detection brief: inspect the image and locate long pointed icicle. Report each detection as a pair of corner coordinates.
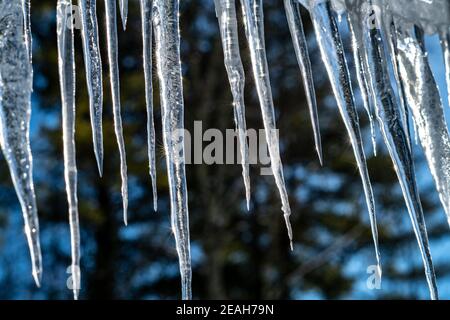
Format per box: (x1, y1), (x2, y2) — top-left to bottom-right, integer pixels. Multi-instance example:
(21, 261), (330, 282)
(139, 0), (158, 212)
(57, 0), (81, 300)
(395, 25), (450, 228)
(214, 0), (251, 209)
(347, 9), (377, 155)
(308, 1), (380, 272)
(440, 31), (450, 108)
(153, 0), (192, 300)
(104, 0), (128, 225)
(78, 0), (104, 176)
(240, 0), (293, 248)
(284, 0), (323, 164)
(361, 18), (438, 300)
(119, 0), (128, 30)
(0, 1), (42, 286)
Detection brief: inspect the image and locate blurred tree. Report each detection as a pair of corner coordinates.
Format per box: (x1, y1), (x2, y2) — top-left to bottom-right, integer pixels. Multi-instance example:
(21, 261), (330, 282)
(0, 0), (448, 300)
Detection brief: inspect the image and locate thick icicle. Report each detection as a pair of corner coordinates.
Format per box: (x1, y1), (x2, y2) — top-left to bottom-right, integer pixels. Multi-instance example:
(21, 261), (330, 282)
(214, 0), (251, 209)
(104, 0), (128, 224)
(346, 9), (377, 155)
(21, 0), (32, 62)
(395, 25), (450, 228)
(441, 31), (450, 108)
(78, 0), (104, 176)
(308, 1), (380, 271)
(361, 18), (438, 299)
(240, 0), (293, 247)
(119, 0), (128, 30)
(380, 16), (413, 150)
(284, 0), (323, 164)
(0, 1), (42, 286)
(57, 0), (80, 300)
(153, 0), (192, 299)
(139, 0), (158, 212)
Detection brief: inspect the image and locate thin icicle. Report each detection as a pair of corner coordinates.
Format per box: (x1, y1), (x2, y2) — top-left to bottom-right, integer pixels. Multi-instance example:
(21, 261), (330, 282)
(440, 30), (450, 108)
(139, 0), (158, 212)
(0, 1), (42, 286)
(308, 1), (380, 272)
(395, 25), (450, 228)
(240, 0), (293, 248)
(21, 0), (32, 63)
(153, 0), (192, 299)
(78, 0), (104, 176)
(57, 0), (80, 300)
(119, 0), (128, 30)
(362, 19), (438, 299)
(214, 0), (251, 209)
(284, 0), (323, 164)
(347, 9), (377, 156)
(104, 0), (128, 224)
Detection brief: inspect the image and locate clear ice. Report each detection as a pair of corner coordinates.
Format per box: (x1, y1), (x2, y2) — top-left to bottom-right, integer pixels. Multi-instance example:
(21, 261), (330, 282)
(240, 0), (293, 248)
(307, 0), (381, 272)
(104, 0), (129, 225)
(3, 0), (450, 301)
(57, 0), (81, 300)
(395, 25), (450, 228)
(78, 0), (104, 176)
(284, 0), (323, 164)
(359, 7), (438, 299)
(153, 0), (192, 300)
(0, 1), (42, 287)
(139, 0), (158, 211)
(119, 0), (128, 30)
(214, 0), (251, 209)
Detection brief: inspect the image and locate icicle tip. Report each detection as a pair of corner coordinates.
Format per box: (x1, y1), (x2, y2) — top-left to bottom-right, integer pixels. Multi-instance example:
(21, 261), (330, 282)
(95, 154), (104, 177)
(32, 269), (42, 288)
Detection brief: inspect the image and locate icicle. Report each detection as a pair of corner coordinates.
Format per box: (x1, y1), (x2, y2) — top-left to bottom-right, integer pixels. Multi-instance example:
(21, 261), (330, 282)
(21, 0), (32, 63)
(346, 9), (377, 156)
(240, 0), (293, 248)
(57, 0), (80, 300)
(0, 1), (42, 286)
(284, 0), (323, 164)
(395, 25), (450, 229)
(78, 0), (104, 176)
(214, 0), (251, 209)
(153, 0), (192, 300)
(379, 12), (414, 149)
(104, 0), (128, 224)
(139, 0), (158, 212)
(361, 18), (438, 300)
(308, 1), (380, 271)
(440, 30), (450, 108)
(119, 0), (128, 30)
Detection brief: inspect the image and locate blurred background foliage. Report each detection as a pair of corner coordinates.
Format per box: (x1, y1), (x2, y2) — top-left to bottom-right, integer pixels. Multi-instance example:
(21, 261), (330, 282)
(0, 0), (449, 299)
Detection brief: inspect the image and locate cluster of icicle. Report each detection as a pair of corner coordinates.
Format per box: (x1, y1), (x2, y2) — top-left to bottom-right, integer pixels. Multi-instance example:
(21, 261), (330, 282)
(0, 0), (449, 300)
